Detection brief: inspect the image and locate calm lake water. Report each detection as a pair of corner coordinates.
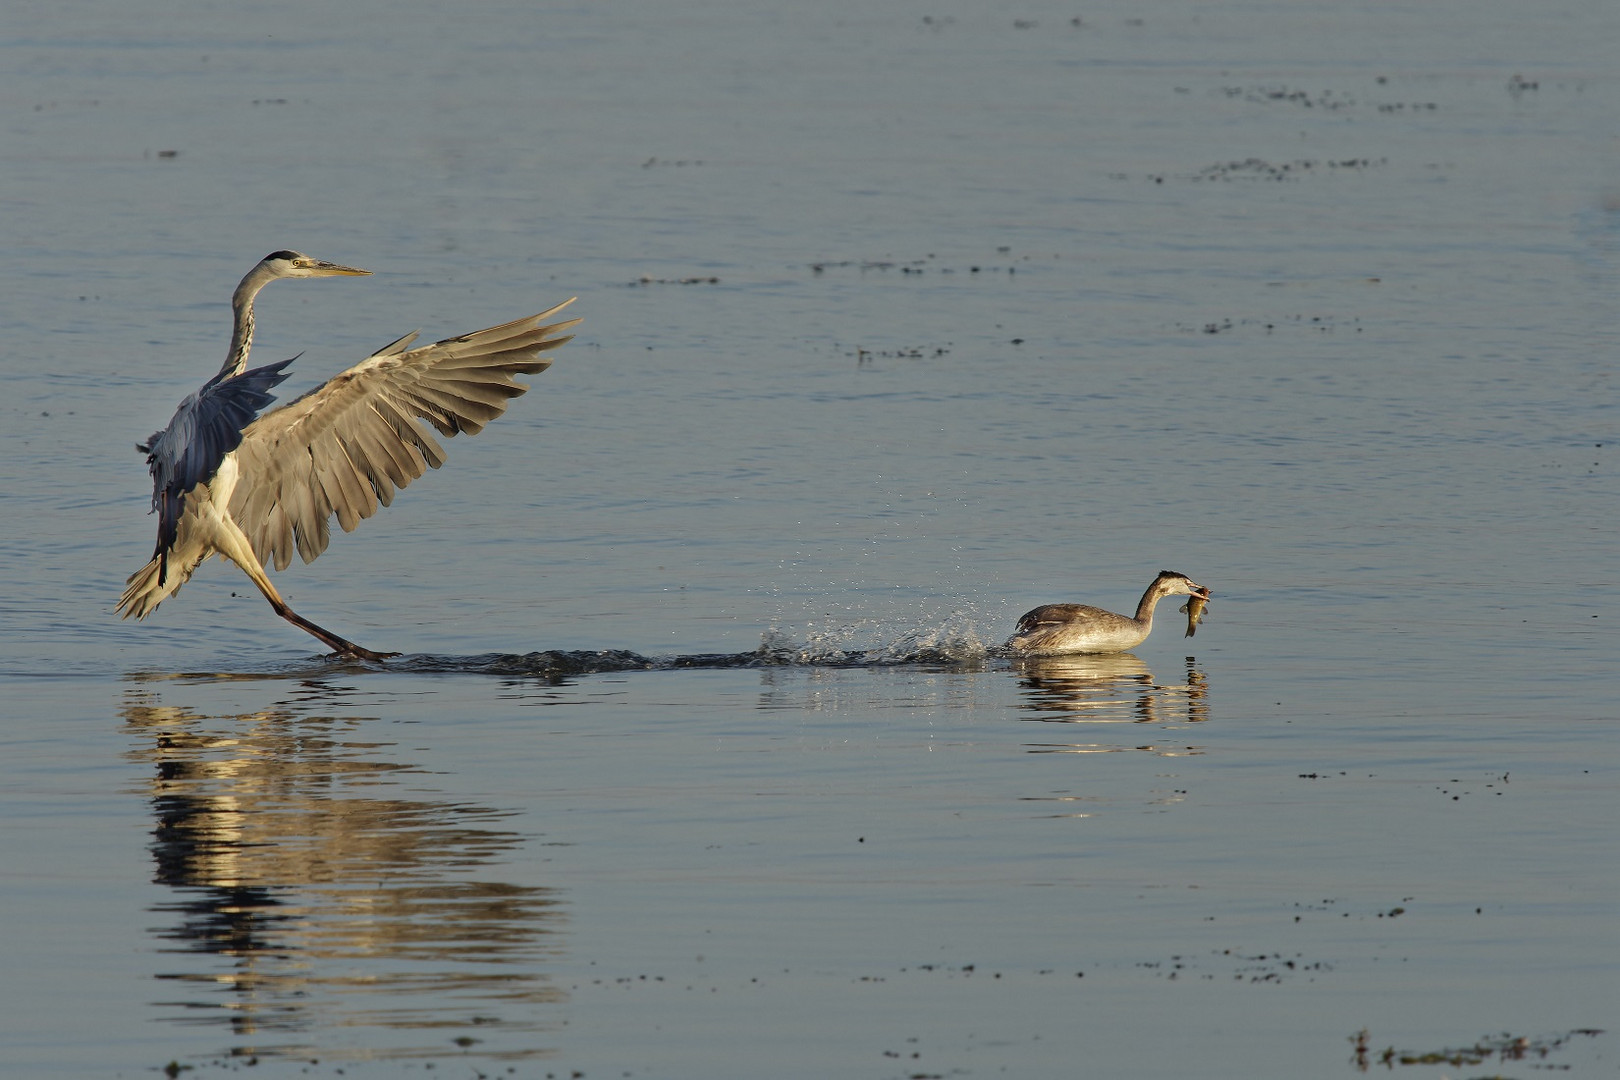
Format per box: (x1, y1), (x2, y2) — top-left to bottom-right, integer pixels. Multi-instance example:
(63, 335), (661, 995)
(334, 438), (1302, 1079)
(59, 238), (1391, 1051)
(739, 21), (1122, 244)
(2, 0), (1616, 1077)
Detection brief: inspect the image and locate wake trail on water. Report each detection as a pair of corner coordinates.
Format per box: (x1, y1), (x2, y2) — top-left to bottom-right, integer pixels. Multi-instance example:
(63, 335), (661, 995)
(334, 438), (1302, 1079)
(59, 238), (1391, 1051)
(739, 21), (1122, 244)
(395, 609), (1008, 679)
(131, 606), (1019, 679)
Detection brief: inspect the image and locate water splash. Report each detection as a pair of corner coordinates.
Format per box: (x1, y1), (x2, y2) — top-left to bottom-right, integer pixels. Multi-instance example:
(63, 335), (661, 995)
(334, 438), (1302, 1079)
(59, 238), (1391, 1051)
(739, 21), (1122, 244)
(759, 607), (999, 667)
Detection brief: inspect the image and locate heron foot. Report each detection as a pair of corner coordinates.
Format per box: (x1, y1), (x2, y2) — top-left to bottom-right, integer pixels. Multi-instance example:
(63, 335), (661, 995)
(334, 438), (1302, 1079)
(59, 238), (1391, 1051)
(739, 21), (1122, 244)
(334, 643), (402, 662)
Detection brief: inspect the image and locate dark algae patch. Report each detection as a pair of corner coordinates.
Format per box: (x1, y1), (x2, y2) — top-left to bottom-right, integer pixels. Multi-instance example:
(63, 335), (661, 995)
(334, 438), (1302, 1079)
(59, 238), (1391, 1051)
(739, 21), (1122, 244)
(1349, 1027), (1606, 1072)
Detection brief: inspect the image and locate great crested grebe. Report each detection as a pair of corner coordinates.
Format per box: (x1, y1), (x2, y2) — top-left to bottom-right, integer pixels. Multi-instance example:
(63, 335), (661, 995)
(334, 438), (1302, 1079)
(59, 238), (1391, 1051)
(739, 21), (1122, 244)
(1008, 570), (1211, 655)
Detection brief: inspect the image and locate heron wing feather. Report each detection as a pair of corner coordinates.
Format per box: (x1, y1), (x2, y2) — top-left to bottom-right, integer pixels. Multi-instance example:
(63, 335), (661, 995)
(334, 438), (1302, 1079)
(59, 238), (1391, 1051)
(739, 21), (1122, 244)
(230, 300), (578, 569)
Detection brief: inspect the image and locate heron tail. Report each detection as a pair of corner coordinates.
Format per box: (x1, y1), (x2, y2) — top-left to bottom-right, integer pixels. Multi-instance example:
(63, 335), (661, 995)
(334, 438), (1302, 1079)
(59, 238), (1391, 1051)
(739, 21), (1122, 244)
(118, 547), (204, 620)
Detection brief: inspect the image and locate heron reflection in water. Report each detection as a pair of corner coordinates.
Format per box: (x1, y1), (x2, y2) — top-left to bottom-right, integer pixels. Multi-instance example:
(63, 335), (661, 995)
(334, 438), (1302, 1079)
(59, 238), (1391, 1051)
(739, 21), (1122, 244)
(119, 251), (580, 660)
(124, 689), (564, 1049)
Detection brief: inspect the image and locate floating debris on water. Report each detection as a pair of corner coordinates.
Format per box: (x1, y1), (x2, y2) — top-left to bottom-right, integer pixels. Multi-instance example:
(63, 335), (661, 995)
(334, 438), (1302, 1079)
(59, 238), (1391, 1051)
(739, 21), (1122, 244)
(1350, 1027), (1605, 1072)
(629, 275), (720, 286)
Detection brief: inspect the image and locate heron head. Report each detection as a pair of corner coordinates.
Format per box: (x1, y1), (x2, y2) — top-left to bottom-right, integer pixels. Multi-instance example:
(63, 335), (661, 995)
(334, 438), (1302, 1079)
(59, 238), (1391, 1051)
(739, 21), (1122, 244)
(261, 250), (371, 279)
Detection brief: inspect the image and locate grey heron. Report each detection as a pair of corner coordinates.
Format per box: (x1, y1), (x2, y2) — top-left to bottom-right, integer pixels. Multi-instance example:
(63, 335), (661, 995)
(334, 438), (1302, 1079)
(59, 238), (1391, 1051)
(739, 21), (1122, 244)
(1007, 571), (1211, 655)
(119, 250), (580, 660)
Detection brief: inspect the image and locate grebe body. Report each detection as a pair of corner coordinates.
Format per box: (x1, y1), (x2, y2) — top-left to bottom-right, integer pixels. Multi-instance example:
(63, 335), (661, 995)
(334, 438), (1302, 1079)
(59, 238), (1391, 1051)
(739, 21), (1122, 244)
(1009, 570), (1210, 655)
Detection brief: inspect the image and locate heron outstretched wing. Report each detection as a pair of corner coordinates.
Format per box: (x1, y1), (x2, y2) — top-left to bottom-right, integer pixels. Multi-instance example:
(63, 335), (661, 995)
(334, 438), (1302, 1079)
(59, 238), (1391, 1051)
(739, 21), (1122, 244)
(230, 299), (579, 572)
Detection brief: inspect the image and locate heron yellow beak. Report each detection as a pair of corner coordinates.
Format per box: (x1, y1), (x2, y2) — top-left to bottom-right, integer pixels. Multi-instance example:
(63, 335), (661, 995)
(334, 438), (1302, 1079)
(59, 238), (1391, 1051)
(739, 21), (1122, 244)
(308, 261), (371, 277)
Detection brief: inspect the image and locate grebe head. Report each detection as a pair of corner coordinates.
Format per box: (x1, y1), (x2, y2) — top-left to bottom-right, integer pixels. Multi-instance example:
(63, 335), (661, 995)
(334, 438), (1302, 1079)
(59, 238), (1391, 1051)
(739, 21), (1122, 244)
(1154, 570), (1210, 599)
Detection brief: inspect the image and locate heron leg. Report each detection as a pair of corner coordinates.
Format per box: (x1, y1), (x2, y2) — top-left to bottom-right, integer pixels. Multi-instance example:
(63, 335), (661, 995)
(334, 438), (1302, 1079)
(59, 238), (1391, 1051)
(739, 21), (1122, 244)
(216, 522), (399, 661)
(265, 600), (401, 662)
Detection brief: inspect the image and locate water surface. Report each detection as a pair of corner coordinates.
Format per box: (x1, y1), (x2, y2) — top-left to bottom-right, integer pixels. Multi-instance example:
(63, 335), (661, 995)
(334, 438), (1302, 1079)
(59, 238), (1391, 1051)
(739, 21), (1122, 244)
(1, 0), (1615, 1076)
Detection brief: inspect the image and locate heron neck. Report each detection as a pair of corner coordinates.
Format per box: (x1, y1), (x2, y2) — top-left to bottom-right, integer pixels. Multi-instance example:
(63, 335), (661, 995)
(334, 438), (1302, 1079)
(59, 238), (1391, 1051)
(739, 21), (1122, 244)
(220, 266), (272, 380)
